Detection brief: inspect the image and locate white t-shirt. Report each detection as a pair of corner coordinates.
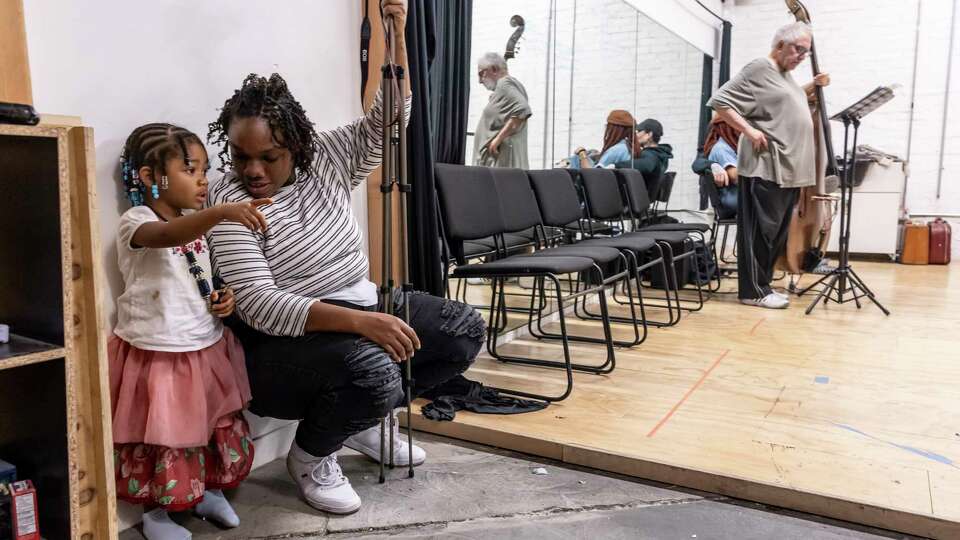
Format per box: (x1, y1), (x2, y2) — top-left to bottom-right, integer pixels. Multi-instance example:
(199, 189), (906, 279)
(113, 206), (223, 352)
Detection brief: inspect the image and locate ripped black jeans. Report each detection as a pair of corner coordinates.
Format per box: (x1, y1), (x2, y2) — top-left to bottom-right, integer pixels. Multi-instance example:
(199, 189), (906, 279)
(229, 292), (484, 457)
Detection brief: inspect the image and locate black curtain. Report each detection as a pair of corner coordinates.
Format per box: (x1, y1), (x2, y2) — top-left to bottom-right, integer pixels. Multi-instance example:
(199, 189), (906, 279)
(404, 0), (473, 295)
(429, 0), (473, 164)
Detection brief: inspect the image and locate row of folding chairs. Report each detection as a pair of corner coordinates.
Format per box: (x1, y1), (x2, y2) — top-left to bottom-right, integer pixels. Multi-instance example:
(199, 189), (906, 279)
(435, 165), (715, 402)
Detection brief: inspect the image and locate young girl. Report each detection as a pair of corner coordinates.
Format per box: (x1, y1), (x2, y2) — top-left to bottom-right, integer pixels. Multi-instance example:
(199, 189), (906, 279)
(110, 123), (270, 540)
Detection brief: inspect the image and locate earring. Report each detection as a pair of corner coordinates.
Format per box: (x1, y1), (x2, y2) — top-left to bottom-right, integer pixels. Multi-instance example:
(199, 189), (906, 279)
(160, 175), (169, 190)
(151, 185), (160, 199)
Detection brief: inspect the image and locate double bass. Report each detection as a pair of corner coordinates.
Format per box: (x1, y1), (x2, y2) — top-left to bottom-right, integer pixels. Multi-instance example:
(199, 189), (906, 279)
(504, 15), (525, 61)
(779, 0), (838, 276)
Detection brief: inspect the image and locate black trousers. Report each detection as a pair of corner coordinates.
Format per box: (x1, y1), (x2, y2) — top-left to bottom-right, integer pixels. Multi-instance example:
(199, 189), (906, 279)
(736, 176), (800, 300)
(229, 291), (484, 457)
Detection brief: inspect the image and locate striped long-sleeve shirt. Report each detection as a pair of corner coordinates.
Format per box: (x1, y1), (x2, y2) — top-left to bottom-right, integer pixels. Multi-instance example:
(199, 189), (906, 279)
(207, 91), (411, 337)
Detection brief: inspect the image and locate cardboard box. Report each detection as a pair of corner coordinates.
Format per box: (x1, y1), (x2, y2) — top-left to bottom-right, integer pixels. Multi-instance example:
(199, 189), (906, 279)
(9, 481), (38, 540)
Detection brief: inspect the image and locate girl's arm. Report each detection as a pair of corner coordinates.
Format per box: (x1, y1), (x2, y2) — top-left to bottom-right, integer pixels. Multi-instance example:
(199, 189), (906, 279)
(133, 199), (271, 249)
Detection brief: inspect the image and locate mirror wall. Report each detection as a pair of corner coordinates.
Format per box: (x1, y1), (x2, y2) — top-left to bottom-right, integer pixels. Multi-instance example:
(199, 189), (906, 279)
(467, 0), (710, 212)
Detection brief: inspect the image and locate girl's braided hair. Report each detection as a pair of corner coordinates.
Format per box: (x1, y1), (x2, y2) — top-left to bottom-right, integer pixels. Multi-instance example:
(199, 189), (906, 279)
(120, 123), (203, 206)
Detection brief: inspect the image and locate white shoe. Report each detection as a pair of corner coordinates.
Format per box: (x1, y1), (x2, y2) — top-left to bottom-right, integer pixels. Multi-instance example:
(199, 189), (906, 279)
(344, 414), (426, 467)
(772, 290), (789, 301)
(740, 292), (789, 309)
(286, 442), (361, 515)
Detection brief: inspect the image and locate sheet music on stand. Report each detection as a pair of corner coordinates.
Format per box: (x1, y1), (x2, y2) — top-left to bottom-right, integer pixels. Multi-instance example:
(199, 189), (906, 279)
(830, 86), (896, 122)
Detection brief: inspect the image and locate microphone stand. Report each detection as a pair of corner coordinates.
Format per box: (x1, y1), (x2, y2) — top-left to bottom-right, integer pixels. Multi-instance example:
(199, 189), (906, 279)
(378, 13), (415, 483)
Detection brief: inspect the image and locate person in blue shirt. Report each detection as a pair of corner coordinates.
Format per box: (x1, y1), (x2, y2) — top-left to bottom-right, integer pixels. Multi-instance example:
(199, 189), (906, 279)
(700, 117), (742, 219)
(569, 110), (636, 169)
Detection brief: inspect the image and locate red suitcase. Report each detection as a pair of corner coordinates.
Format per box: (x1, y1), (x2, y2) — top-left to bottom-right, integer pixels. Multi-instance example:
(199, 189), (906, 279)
(929, 218), (952, 264)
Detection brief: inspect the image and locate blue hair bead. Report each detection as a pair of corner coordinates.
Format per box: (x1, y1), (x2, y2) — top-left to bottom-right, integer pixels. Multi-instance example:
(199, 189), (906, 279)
(151, 185), (160, 199)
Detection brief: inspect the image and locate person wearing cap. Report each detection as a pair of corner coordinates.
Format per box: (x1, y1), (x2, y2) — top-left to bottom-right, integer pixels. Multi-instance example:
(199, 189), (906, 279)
(571, 110), (637, 169)
(614, 118), (674, 187)
(473, 52), (532, 168)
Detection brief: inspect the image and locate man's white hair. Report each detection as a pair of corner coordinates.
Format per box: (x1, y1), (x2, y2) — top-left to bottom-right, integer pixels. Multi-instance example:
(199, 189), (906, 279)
(478, 52), (507, 72)
(771, 21), (812, 49)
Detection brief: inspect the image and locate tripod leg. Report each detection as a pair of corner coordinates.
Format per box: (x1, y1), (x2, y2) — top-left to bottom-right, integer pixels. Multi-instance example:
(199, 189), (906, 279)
(378, 417), (386, 483)
(847, 268), (891, 316)
(388, 411), (395, 469)
(805, 273), (839, 315)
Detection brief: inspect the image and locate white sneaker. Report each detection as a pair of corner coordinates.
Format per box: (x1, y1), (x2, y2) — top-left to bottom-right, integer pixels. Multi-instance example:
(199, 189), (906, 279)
(286, 442), (361, 515)
(740, 292), (789, 309)
(344, 414), (426, 467)
(772, 290), (789, 301)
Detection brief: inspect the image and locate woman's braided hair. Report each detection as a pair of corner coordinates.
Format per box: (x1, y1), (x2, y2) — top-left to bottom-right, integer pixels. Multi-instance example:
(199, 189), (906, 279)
(120, 123), (202, 206)
(208, 73), (321, 179)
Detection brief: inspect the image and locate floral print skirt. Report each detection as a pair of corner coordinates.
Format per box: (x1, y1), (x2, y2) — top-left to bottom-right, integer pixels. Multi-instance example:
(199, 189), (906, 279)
(114, 413), (254, 511)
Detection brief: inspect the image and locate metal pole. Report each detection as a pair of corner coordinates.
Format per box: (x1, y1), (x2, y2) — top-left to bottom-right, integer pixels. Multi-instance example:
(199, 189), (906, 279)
(936, 0), (957, 199)
(377, 22), (394, 483)
(550, 0), (558, 167)
(566, 0), (577, 155)
(395, 59), (415, 480)
(902, 0), (922, 210)
(541, 0), (555, 168)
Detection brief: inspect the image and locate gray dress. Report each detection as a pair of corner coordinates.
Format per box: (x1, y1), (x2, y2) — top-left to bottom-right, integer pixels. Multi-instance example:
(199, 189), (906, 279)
(473, 76), (532, 168)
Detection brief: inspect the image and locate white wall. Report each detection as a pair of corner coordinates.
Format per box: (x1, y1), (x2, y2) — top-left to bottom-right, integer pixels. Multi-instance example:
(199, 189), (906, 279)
(724, 0), (960, 253)
(22, 0), (369, 326)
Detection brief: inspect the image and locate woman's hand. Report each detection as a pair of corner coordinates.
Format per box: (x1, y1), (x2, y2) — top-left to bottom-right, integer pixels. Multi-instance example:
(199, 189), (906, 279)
(713, 171), (729, 187)
(381, 0), (407, 31)
(745, 127), (768, 152)
(217, 199), (272, 232)
(358, 311), (421, 363)
(210, 287), (235, 318)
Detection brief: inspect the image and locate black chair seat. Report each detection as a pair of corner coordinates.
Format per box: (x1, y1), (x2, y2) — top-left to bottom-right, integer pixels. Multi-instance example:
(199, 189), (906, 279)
(527, 245), (621, 264)
(640, 222), (711, 233)
(565, 219), (616, 235)
(464, 241), (494, 258)
(629, 230), (690, 244)
(578, 235), (658, 252)
(452, 255), (595, 278)
(503, 233), (535, 248)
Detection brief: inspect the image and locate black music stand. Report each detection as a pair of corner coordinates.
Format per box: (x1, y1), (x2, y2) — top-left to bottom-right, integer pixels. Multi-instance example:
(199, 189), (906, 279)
(799, 87), (893, 316)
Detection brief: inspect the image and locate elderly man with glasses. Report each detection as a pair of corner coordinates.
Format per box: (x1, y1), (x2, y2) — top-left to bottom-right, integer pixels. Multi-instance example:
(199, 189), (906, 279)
(708, 21), (830, 309)
(473, 52), (532, 168)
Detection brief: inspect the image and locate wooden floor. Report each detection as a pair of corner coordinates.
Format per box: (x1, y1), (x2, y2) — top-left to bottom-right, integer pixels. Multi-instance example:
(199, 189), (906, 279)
(412, 261), (960, 539)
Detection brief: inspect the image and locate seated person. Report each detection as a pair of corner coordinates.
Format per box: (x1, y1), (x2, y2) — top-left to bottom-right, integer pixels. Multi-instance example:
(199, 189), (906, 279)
(614, 118), (673, 187)
(693, 116), (741, 219)
(569, 109), (636, 169)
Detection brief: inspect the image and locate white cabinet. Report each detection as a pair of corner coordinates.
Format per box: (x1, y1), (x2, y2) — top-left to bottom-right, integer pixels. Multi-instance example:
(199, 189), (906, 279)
(827, 161), (905, 257)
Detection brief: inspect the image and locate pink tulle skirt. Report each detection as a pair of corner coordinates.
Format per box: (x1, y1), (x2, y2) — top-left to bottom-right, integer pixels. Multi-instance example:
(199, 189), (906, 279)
(109, 327), (252, 449)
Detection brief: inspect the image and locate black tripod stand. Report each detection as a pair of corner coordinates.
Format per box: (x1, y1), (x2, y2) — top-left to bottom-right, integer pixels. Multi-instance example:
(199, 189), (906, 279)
(800, 87), (893, 316)
(377, 14), (415, 482)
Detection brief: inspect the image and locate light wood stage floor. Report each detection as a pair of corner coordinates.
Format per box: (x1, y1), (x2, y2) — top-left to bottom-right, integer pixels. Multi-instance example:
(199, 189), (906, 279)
(410, 261), (960, 539)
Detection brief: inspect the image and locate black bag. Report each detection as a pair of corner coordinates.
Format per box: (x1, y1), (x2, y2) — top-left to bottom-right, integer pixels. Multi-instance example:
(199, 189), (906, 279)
(688, 240), (719, 285)
(645, 238), (692, 290)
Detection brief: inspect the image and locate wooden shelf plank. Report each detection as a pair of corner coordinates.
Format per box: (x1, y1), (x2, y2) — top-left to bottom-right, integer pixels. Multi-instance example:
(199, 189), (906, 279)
(0, 334), (65, 370)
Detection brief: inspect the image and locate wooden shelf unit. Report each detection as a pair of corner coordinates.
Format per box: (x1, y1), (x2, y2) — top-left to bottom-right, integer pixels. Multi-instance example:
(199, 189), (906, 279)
(0, 123), (117, 539)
